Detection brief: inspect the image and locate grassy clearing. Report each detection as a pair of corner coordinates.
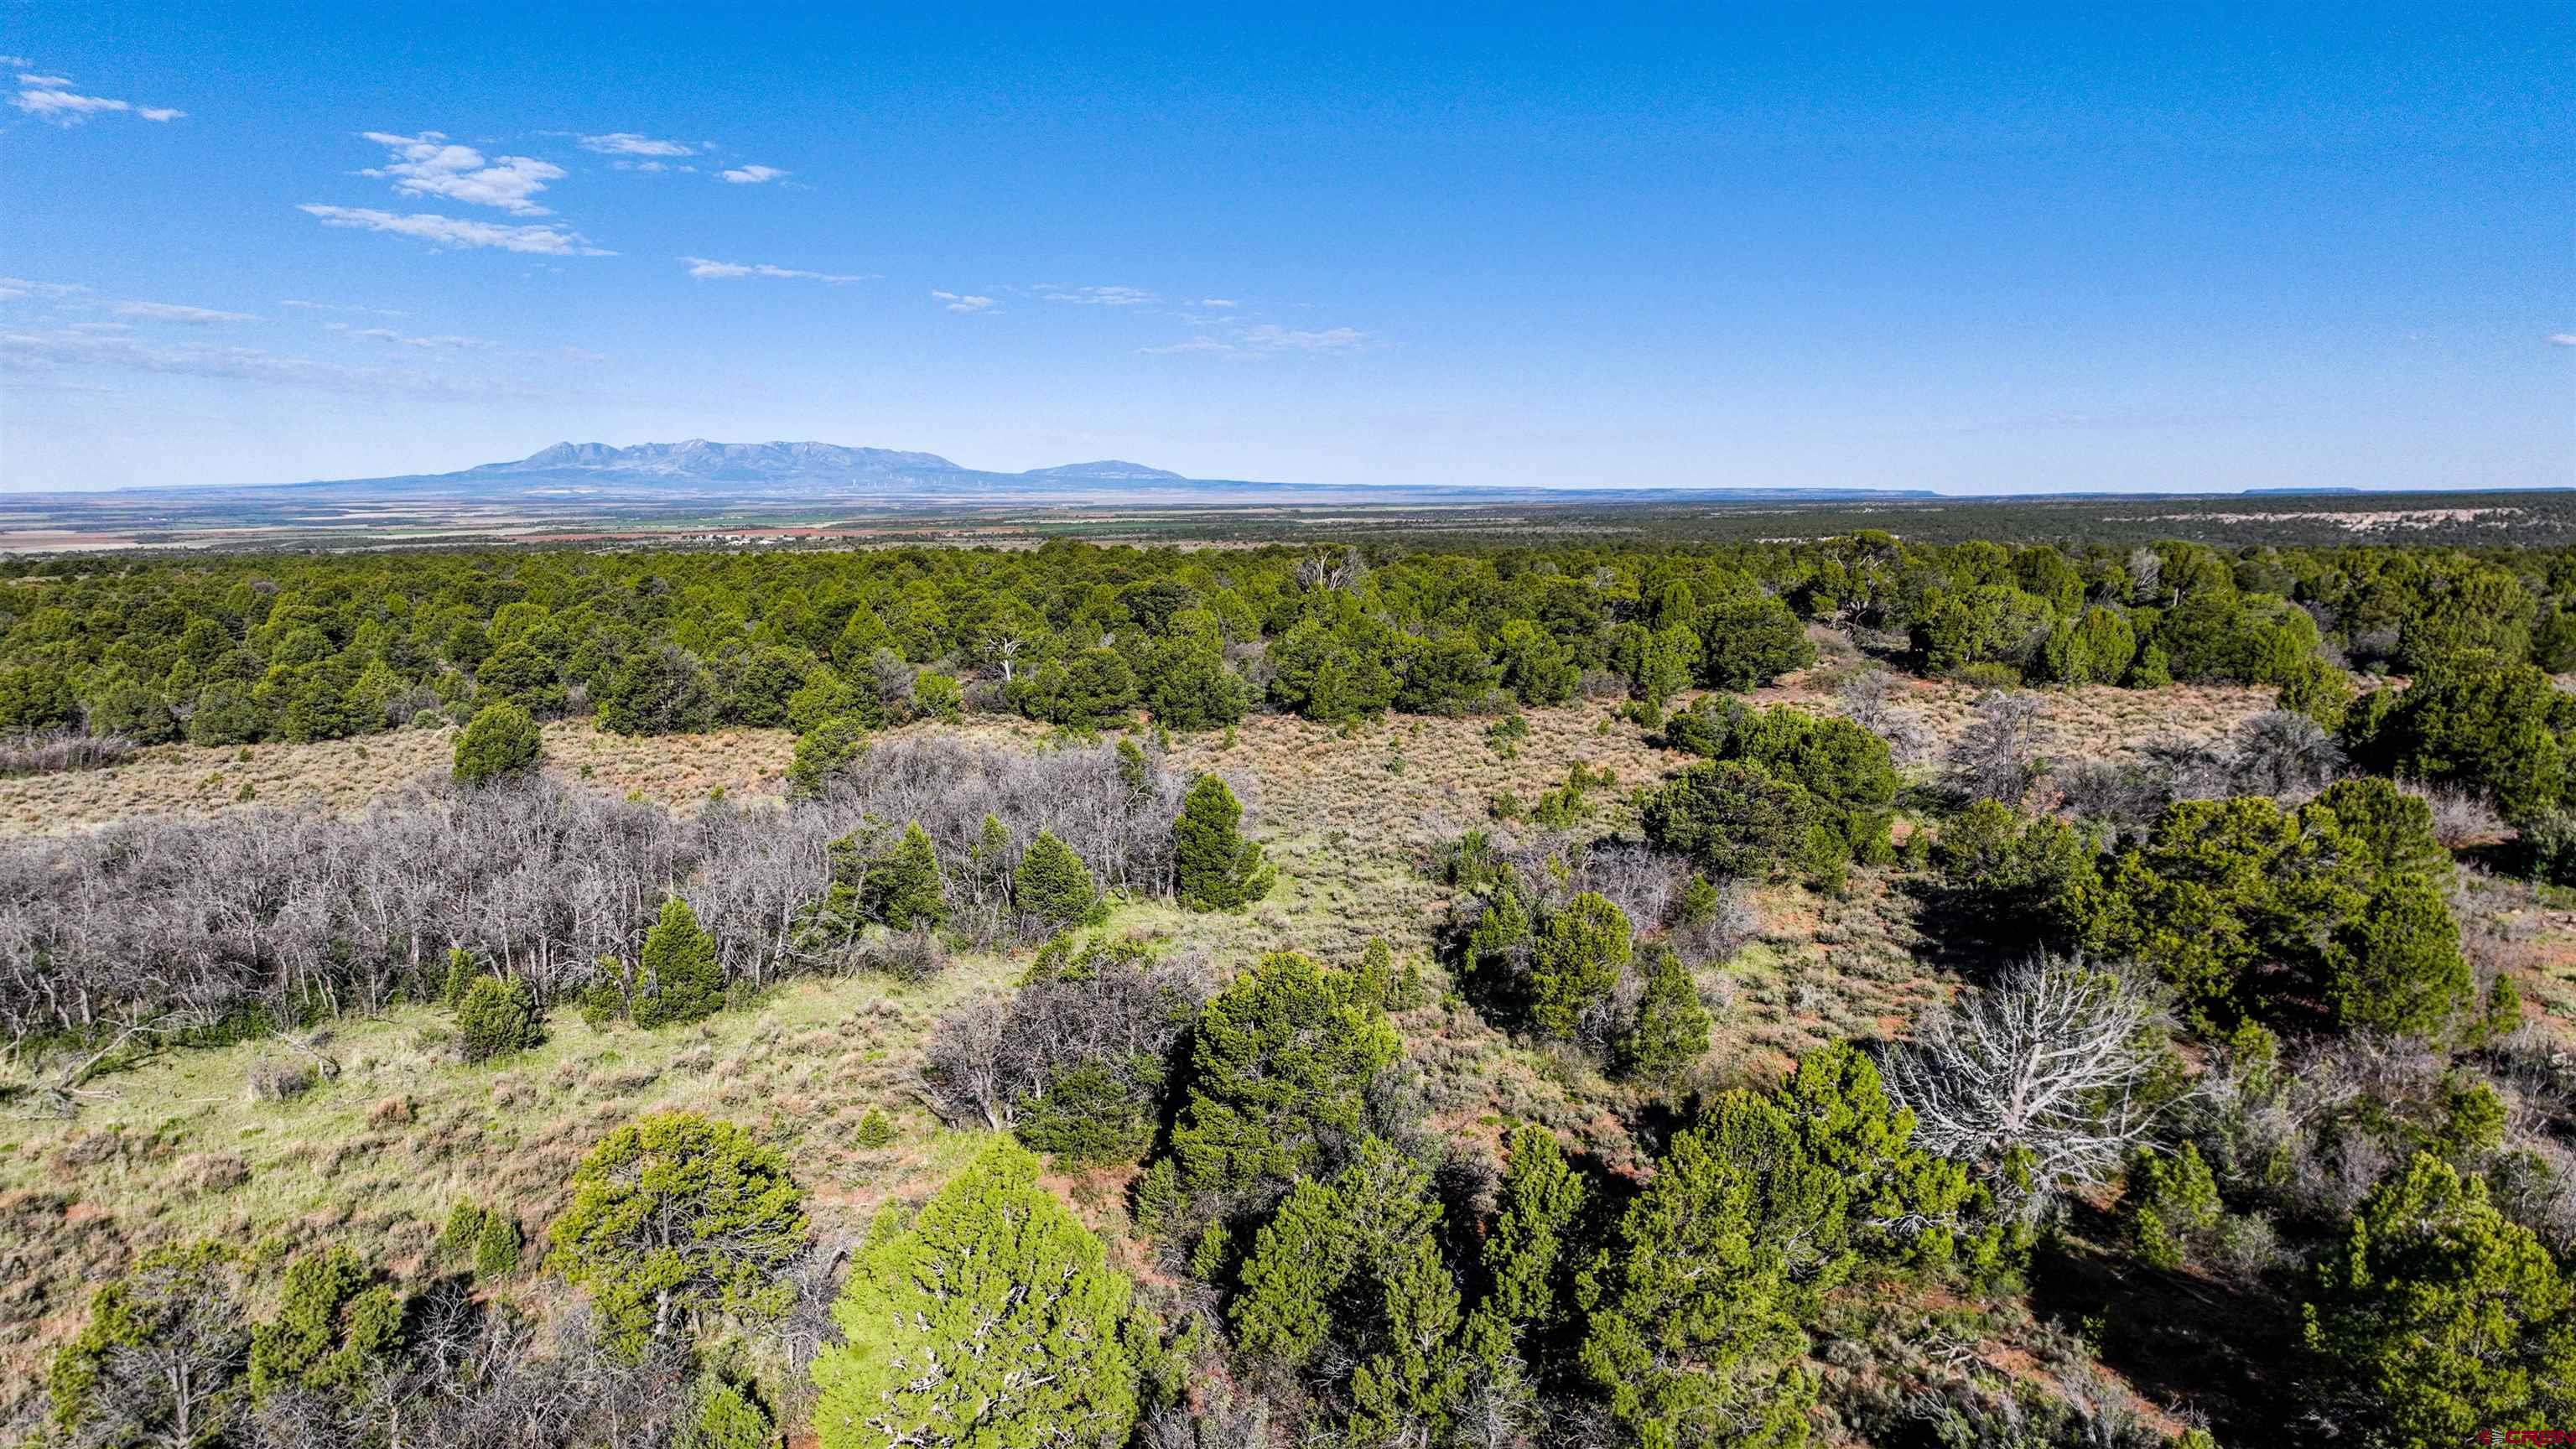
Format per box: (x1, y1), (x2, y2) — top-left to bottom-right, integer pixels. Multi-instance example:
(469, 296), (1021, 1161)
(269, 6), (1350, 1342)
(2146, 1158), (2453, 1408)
(0, 677), (2277, 837)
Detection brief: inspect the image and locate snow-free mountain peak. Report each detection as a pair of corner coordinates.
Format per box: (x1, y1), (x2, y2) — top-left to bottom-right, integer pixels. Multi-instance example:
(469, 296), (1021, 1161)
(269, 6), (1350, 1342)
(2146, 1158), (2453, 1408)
(1019, 460), (1188, 480)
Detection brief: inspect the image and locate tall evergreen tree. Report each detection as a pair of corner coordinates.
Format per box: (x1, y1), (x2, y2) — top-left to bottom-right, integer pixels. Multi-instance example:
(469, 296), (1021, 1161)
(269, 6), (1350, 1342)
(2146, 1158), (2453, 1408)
(865, 822), (948, 931)
(1618, 946), (1711, 1081)
(1174, 774), (1272, 911)
(1012, 828), (1099, 935)
(635, 896), (724, 1027)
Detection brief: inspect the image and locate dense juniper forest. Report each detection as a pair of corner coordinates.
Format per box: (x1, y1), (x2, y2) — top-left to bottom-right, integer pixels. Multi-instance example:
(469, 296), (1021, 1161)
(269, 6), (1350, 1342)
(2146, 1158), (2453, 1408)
(3, 532), (2575, 1448)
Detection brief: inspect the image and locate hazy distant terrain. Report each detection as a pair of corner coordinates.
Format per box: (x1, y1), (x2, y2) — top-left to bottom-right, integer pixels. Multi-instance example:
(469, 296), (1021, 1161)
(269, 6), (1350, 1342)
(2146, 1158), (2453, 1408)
(0, 439), (2568, 553)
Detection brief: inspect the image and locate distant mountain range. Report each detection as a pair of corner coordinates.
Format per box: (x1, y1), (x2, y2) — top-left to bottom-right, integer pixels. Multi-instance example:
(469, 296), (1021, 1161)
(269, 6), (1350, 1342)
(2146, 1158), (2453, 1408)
(1, 439), (2560, 553)
(194, 439), (1945, 506)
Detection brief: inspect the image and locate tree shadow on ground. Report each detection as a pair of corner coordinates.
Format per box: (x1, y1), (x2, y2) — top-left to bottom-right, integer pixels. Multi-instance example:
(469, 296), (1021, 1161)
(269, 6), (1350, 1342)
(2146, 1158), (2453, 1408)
(2027, 1200), (2309, 1444)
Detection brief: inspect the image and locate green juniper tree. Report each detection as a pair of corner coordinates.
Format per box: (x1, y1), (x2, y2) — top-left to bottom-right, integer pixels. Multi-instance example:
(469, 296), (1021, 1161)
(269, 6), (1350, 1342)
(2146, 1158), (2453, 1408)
(1174, 774), (1272, 911)
(685, 1377), (776, 1449)
(2119, 1143), (2223, 1270)
(1170, 951), (1401, 1196)
(455, 973), (543, 1062)
(634, 896), (725, 1027)
(785, 714), (870, 800)
(1232, 1139), (1468, 1441)
(247, 1247), (407, 1407)
(548, 1112), (808, 1358)
(865, 822), (948, 931)
(49, 1244), (250, 1448)
(1576, 1106), (1817, 1449)
(813, 1140), (1142, 1449)
(1618, 946), (1711, 1081)
(1011, 828), (1100, 936)
(452, 699), (543, 786)
(1526, 891), (1633, 1042)
(2304, 1152), (2576, 1444)
(1462, 1124), (1590, 1371)
(474, 1210), (523, 1277)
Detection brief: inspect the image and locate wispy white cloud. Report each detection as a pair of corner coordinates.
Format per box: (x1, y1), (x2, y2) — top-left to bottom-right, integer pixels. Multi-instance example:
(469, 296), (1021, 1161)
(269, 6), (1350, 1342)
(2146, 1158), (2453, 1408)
(1141, 323), (1374, 357)
(0, 278), (91, 302)
(1043, 284), (1158, 306)
(932, 290), (997, 314)
(360, 131), (564, 215)
(0, 327), (500, 395)
(717, 164), (787, 184)
(281, 299), (408, 318)
(1199, 298), (1239, 309)
(299, 205), (612, 256)
(681, 257), (873, 283)
(325, 323), (495, 350)
(10, 66), (182, 125)
(13, 85), (183, 124)
(579, 132), (695, 158)
(2552, 333), (2576, 347)
(112, 300), (260, 324)
(1242, 324), (1368, 352)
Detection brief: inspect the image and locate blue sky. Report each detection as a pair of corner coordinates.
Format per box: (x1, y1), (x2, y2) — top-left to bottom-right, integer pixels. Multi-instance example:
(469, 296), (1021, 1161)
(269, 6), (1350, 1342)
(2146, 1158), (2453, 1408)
(2, 4), (2568, 493)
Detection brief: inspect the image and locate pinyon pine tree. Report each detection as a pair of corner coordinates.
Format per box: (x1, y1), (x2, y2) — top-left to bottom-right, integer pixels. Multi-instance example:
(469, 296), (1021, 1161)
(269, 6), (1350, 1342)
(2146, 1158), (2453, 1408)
(452, 700), (542, 786)
(2303, 1151), (2576, 1442)
(865, 822), (949, 930)
(1012, 828), (1100, 936)
(634, 896), (724, 1027)
(813, 1140), (1141, 1449)
(1174, 774), (1272, 911)
(1617, 946), (1711, 1082)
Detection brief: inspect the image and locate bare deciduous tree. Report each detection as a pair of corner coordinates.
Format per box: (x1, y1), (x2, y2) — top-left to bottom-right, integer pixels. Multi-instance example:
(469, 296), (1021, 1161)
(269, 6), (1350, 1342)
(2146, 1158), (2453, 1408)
(919, 943), (1204, 1131)
(1294, 545), (1368, 594)
(2227, 709), (2344, 800)
(1944, 691), (2049, 808)
(2126, 546), (2163, 606)
(2402, 780), (2507, 849)
(1883, 959), (2183, 1204)
(0, 737), (1194, 1073)
(1838, 668), (1933, 766)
